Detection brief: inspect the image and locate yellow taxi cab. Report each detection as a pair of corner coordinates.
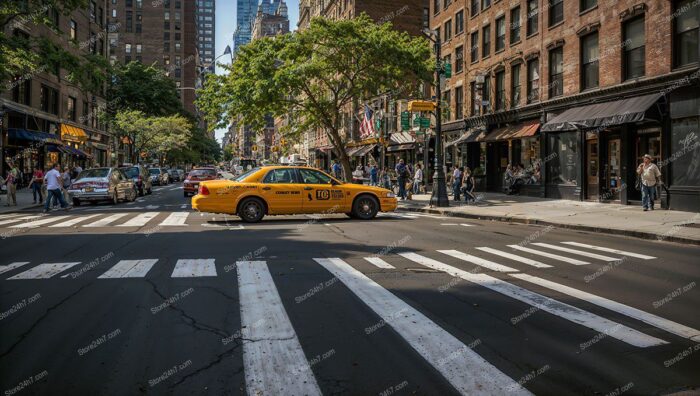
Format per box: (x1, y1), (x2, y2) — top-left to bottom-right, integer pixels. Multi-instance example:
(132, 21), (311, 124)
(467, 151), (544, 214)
(191, 166), (398, 222)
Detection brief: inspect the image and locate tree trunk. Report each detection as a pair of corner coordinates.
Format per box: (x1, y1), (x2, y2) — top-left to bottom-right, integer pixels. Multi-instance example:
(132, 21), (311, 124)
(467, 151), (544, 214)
(338, 150), (352, 183)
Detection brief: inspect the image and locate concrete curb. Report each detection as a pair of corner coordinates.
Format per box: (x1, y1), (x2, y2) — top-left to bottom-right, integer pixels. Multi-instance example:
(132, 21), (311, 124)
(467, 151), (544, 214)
(397, 205), (700, 246)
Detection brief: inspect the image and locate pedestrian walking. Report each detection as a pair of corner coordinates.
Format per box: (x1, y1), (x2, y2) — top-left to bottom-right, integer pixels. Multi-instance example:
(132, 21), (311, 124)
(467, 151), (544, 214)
(44, 163), (71, 213)
(331, 159), (342, 180)
(369, 164), (378, 186)
(462, 167), (476, 203)
(381, 167), (391, 190)
(452, 166), (462, 201)
(62, 166), (72, 203)
(352, 165), (364, 184)
(637, 154), (662, 211)
(4, 160), (19, 206)
(28, 166), (44, 204)
(413, 164), (423, 195)
(395, 159), (408, 200)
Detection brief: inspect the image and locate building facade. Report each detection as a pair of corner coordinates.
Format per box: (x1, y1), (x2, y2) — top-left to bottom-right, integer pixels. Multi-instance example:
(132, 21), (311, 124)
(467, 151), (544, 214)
(432, 0), (699, 212)
(1, 1), (113, 180)
(196, 0), (216, 74)
(233, 0), (259, 54)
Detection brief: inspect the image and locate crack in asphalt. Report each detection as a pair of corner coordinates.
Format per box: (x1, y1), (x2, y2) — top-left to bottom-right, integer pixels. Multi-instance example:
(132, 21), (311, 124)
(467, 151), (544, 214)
(167, 343), (244, 390)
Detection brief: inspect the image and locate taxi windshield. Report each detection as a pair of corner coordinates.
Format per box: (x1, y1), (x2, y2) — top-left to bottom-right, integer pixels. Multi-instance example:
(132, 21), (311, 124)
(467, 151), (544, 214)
(234, 167), (260, 182)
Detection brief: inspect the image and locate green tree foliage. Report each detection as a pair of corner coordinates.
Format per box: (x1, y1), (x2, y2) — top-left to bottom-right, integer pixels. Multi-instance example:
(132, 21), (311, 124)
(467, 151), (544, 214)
(107, 62), (183, 117)
(197, 14), (433, 179)
(112, 110), (192, 164)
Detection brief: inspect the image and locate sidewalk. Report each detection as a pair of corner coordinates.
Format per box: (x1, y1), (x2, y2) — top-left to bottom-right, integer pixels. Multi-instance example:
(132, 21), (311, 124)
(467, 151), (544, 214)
(398, 192), (700, 245)
(0, 188), (43, 214)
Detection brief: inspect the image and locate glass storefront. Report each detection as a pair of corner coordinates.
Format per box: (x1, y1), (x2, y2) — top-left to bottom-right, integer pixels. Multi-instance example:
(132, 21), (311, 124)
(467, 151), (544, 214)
(670, 116), (700, 186)
(546, 131), (580, 186)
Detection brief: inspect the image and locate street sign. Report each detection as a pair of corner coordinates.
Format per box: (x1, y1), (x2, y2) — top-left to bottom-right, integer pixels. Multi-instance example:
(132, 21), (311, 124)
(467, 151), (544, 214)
(444, 63), (452, 78)
(413, 115), (421, 126)
(408, 100), (436, 112)
(419, 117), (430, 128)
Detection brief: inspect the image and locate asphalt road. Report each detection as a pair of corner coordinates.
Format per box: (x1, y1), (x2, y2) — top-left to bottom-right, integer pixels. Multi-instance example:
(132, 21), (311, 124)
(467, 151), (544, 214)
(0, 183), (698, 396)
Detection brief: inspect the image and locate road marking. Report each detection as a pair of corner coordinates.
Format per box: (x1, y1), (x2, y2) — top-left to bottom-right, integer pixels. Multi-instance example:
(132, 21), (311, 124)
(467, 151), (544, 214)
(0, 262), (30, 275)
(460, 223), (474, 227)
(48, 214), (100, 227)
(98, 259), (158, 278)
(531, 243), (621, 262)
(0, 216), (40, 226)
(364, 257), (396, 269)
(10, 215), (71, 228)
(237, 261), (322, 396)
(560, 242), (657, 260)
(509, 273), (700, 342)
(507, 245), (589, 265)
(171, 259), (217, 277)
(441, 223), (460, 226)
(438, 250), (518, 273)
(160, 212), (189, 226)
(475, 247), (552, 269)
(117, 212), (159, 227)
(314, 257), (529, 395)
(83, 213), (129, 227)
(180, 204), (187, 209)
(8, 262), (82, 279)
(399, 252), (667, 348)
(0, 214), (23, 220)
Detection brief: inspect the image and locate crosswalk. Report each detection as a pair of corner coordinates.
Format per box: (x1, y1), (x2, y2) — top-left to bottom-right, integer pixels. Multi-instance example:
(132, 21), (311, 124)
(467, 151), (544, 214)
(2, 241), (696, 394)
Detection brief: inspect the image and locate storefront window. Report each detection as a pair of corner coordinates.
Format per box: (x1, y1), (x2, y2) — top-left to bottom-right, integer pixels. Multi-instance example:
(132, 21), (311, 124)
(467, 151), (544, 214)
(670, 116), (700, 186)
(521, 137), (541, 168)
(546, 132), (580, 186)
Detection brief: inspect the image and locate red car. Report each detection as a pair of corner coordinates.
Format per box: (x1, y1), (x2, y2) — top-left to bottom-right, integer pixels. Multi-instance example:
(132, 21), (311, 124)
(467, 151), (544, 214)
(183, 168), (219, 197)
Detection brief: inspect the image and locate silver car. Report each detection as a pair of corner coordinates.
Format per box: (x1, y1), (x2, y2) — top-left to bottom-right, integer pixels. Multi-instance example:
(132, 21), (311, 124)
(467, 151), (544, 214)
(68, 168), (137, 206)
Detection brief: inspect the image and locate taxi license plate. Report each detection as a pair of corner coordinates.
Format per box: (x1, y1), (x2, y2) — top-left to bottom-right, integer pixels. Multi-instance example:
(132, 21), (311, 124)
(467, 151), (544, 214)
(192, 184), (199, 189)
(84, 187), (94, 192)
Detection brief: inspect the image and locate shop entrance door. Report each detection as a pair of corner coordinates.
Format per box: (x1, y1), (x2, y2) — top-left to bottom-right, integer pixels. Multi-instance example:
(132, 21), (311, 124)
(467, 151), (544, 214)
(585, 139), (599, 200)
(604, 138), (622, 201)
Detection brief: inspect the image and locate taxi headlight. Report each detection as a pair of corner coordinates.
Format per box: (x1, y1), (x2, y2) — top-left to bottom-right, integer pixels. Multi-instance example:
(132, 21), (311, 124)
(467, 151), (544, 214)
(385, 192), (396, 198)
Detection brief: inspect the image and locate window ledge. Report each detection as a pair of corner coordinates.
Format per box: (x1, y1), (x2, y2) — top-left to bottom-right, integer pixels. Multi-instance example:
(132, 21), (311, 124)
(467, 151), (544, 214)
(579, 5), (598, 16)
(495, 48), (505, 54)
(672, 62), (700, 72)
(510, 39), (522, 46)
(548, 21), (565, 30)
(470, 12), (479, 19)
(526, 31), (538, 39)
(482, 54), (491, 60)
(455, 31), (465, 39)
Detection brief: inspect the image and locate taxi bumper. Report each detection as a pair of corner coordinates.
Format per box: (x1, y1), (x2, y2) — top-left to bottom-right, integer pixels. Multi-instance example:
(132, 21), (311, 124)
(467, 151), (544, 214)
(379, 197), (398, 212)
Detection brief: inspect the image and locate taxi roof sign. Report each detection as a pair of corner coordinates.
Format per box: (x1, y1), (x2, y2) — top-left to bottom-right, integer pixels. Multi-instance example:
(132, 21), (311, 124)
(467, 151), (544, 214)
(408, 100), (436, 112)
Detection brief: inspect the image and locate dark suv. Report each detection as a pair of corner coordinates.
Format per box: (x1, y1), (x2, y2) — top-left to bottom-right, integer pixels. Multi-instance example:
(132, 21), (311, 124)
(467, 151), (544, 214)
(120, 165), (153, 196)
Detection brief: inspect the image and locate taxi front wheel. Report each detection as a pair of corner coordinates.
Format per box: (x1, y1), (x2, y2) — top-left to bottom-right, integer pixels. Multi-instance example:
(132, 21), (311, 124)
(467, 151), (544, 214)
(352, 195), (379, 220)
(238, 197), (265, 223)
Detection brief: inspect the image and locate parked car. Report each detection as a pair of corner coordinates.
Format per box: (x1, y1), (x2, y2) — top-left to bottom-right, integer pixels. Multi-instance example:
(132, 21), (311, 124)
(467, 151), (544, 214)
(148, 168), (169, 186)
(176, 169), (185, 181)
(169, 169), (185, 182)
(183, 167), (218, 197)
(161, 168), (172, 184)
(68, 168), (137, 206)
(120, 165), (153, 196)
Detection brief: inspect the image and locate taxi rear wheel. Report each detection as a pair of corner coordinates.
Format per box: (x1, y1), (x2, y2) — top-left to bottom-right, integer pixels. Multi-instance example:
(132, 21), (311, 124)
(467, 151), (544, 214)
(238, 198), (265, 223)
(352, 195), (379, 220)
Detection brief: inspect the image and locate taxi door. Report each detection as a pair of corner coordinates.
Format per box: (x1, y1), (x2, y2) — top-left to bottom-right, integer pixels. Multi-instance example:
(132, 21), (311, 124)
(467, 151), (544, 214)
(297, 168), (347, 214)
(258, 168), (304, 215)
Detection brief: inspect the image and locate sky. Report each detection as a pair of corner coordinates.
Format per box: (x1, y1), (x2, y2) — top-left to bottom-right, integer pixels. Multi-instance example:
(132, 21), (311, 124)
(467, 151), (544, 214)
(214, 0), (300, 144)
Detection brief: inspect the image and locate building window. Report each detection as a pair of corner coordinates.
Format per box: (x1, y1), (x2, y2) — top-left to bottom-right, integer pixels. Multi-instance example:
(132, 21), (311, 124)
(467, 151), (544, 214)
(112, 9), (116, 17)
(549, 0), (564, 27)
(126, 0), (132, 7)
(423, 7), (430, 29)
(436, 27), (441, 44)
(527, 0), (538, 36)
(527, 58), (539, 103)
(581, 0), (596, 12)
(470, 31), (479, 62)
(482, 25), (490, 57)
(434, 0), (440, 14)
(40, 85), (59, 115)
(444, 0), (452, 7)
(674, 0), (699, 67)
(581, 32), (599, 90)
(442, 90), (451, 121)
(546, 132), (580, 186)
(623, 16), (645, 80)
(136, 0), (142, 8)
(455, 10), (464, 34)
(165, 11), (170, 20)
(98, 6), (103, 26)
(126, 11), (132, 32)
(444, 20), (452, 42)
(136, 44), (142, 54)
(66, 96), (76, 121)
(511, 63), (521, 108)
(471, 0), (479, 16)
(70, 20), (77, 41)
(175, 42), (181, 51)
(511, 6), (521, 43)
(470, 81), (477, 115)
(455, 45), (464, 73)
(455, 86), (464, 119)
(82, 101), (89, 125)
(482, 0), (491, 10)
(90, 32), (97, 54)
(495, 70), (505, 110)
(125, 43), (131, 54)
(98, 38), (104, 55)
(164, 42), (170, 52)
(164, 32), (170, 41)
(90, 1), (96, 21)
(12, 79), (31, 106)
(549, 47), (564, 98)
(495, 16), (506, 51)
(482, 76), (490, 114)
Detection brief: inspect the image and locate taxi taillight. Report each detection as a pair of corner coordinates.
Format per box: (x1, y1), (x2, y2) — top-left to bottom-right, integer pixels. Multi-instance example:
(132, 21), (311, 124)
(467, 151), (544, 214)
(199, 185), (210, 195)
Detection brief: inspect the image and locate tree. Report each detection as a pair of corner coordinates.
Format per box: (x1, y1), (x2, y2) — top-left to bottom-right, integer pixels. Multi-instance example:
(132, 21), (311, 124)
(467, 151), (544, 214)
(112, 110), (192, 164)
(197, 14), (433, 180)
(107, 62), (183, 117)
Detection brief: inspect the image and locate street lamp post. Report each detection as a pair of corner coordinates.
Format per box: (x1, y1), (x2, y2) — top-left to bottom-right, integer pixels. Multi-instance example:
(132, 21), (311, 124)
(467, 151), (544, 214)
(422, 29), (450, 207)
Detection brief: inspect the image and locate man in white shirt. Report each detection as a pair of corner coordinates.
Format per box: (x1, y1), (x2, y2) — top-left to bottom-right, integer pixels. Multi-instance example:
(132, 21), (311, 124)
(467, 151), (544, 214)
(44, 163), (70, 212)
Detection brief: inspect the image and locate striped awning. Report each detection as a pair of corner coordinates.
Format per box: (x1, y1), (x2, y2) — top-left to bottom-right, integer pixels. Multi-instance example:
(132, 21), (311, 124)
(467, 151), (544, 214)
(484, 120), (540, 142)
(60, 124), (88, 143)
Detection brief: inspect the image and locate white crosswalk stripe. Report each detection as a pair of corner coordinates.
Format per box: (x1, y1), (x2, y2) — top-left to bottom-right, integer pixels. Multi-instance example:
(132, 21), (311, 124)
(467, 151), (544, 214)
(8, 262), (81, 279)
(159, 212), (189, 226)
(507, 245), (590, 265)
(0, 214), (23, 220)
(237, 261), (322, 396)
(48, 214), (100, 227)
(475, 247), (552, 269)
(315, 257), (530, 395)
(363, 256), (395, 269)
(560, 242), (657, 260)
(117, 212), (159, 227)
(0, 215), (42, 226)
(438, 250), (518, 273)
(83, 213), (129, 227)
(510, 273), (700, 342)
(99, 259), (158, 278)
(399, 252), (667, 348)
(10, 215), (71, 228)
(171, 259), (217, 277)
(531, 243), (621, 262)
(0, 262), (30, 275)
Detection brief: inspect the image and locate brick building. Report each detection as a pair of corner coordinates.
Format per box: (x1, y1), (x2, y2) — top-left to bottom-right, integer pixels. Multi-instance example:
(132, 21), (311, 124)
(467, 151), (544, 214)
(1, 1), (114, 179)
(432, 0), (699, 211)
(108, 0), (198, 115)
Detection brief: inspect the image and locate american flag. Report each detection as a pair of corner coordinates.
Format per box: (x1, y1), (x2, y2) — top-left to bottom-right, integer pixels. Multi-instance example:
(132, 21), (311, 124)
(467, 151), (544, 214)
(359, 104), (375, 139)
